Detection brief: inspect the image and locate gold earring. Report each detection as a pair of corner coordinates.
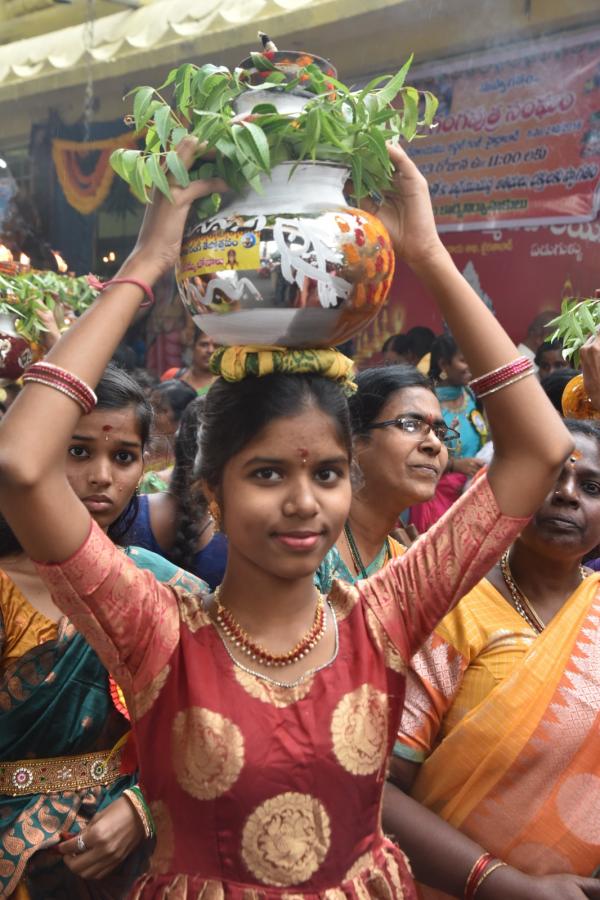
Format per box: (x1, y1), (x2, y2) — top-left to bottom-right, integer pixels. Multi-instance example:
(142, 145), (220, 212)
(209, 499), (221, 532)
(439, 371), (448, 381)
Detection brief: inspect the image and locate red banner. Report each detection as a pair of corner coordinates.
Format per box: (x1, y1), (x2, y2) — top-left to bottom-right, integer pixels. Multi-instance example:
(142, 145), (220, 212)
(409, 29), (600, 231)
(355, 219), (600, 366)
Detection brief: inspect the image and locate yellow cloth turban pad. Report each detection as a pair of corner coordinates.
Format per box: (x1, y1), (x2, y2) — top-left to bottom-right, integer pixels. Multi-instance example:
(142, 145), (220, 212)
(210, 346), (357, 395)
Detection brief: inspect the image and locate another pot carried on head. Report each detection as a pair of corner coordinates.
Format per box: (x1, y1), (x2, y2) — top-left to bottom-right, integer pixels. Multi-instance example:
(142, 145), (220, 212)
(111, 37), (438, 348)
(550, 289), (600, 418)
(0, 267), (98, 380)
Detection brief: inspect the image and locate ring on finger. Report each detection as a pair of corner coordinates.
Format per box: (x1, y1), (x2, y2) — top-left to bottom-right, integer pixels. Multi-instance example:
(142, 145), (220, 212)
(75, 834), (87, 854)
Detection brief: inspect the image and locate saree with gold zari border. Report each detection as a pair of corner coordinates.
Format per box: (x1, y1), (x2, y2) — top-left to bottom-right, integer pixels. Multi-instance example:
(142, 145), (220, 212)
(395, 573), (600, 898)
(0, 547), (205, 900)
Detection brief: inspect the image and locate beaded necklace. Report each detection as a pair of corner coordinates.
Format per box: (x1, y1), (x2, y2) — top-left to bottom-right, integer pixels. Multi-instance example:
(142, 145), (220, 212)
(214, 602), (339, 689)
(214, 587), (326, 667)
(500, 550), (587, 634)
(343, 522), (391, 580)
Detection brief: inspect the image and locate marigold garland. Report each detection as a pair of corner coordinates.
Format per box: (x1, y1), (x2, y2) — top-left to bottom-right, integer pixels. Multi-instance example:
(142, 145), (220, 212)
(52, 132), (139, 215)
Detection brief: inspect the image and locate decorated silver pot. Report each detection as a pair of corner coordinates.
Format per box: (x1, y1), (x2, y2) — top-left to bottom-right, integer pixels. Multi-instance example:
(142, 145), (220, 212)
(176, 162), (395, 348)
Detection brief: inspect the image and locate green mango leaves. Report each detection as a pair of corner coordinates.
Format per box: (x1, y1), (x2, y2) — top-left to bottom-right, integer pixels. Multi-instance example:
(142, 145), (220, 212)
(549, 296), (600, 368)
(110, 55), (439, 216)
(0, 272), (98, 342)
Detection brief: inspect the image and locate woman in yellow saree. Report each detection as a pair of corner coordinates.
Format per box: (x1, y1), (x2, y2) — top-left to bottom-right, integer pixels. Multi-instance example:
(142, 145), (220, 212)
(387, 418), (600, 897)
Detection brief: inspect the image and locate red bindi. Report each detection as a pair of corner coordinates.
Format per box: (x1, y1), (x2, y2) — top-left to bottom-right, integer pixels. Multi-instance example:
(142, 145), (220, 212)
(298, 448), (309, 465)
(102, 424), (113, 442)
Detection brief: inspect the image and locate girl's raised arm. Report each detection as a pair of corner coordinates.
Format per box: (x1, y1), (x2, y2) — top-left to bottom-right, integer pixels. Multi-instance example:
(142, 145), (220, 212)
(0, 138), (226, 563)
(375, 144), (572, 517)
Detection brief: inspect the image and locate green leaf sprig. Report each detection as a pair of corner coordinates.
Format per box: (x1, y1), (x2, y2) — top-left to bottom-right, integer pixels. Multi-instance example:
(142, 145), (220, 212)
(0, 271), (98, 343)
(549, 292), (600, 368)
(110, 55), (438, 219)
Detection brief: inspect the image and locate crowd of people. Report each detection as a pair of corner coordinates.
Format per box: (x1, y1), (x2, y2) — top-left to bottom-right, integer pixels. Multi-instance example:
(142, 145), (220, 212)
(0, 138), (599, 900)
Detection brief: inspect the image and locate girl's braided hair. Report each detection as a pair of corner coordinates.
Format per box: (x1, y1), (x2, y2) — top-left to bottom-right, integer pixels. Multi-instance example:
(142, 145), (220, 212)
(168, 396), (209, 570)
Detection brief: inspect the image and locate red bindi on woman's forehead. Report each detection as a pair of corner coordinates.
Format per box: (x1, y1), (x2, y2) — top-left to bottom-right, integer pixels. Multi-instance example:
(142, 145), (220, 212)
(298, 448), (309, 464)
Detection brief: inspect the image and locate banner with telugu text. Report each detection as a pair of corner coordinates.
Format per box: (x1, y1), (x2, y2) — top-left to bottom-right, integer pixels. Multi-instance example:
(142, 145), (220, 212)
(409, 29), (600, 231)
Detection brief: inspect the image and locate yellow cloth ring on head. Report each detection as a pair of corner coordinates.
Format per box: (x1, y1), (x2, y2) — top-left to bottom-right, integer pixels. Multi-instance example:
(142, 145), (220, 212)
(210, 346), (357, 394)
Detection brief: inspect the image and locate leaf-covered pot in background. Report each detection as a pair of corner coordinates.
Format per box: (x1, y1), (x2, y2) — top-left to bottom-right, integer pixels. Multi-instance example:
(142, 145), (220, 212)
(549, 290), (600, 418)
(0, 272), (98, 378)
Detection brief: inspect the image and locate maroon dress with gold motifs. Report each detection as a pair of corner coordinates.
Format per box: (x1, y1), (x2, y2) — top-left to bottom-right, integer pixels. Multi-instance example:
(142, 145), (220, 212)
(35, 475), (526, 899)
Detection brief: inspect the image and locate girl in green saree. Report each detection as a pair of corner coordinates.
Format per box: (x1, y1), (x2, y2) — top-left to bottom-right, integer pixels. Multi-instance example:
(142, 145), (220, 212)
(0, 365), (204, 900)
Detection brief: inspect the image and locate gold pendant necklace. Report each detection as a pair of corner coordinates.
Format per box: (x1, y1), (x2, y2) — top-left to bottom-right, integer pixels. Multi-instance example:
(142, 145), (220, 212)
(500, 550), (587, 634)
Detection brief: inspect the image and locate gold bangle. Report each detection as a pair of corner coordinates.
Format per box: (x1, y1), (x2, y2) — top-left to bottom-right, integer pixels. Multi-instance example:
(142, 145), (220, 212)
(122, 788), (152, 839)
(473, 861), (507, 896)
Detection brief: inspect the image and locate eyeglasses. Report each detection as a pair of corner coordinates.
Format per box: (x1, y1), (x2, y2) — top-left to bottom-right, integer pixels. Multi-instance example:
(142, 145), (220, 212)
(366, 414), (460, 447)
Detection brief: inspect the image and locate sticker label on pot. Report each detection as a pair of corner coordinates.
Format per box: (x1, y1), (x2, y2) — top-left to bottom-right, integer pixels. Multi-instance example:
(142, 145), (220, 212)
(180, 231), (261, 276)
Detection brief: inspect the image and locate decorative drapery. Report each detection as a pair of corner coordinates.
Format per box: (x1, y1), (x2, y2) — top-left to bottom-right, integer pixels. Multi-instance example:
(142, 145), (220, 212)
(51, 131), (138, 215)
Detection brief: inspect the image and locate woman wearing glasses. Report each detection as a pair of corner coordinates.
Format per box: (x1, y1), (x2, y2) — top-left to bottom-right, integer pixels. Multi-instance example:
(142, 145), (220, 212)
(315, 366), (458, 592)
(410, 335), (489, 532)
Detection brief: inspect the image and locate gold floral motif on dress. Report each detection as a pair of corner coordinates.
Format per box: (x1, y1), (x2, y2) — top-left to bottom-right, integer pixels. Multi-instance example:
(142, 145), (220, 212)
(148, 800), (175, 873)
(365, 609), (406, 674)
(178, 592), (211, 633)
(344, 849), (375, 880)
(241, 792), (331, 886)
(198, 879), (225, 900)
(329, 582), (359, 622)
(233, 667), (314, 708)
(172, 707), (244, 800)
(330, 684), (388, 775)
(133, 664), (171, 720)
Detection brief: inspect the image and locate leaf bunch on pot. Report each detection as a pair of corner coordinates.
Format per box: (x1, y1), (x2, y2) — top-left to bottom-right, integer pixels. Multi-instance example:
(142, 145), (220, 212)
(0, 271), (98, 342)
(110, 54), (438, 220)
(549, 292), (600, 367)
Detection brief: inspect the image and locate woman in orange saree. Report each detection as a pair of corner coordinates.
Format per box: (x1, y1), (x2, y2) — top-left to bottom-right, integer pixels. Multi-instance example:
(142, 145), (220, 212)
(388, 418), (600, 896)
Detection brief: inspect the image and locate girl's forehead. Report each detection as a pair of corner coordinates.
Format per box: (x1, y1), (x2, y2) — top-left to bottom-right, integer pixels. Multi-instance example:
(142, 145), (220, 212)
(239, 409), (347, 455)
(77, 406), (143, 439)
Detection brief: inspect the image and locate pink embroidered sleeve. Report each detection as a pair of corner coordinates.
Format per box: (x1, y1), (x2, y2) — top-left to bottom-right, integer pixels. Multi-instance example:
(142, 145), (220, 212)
(359, 473), (528, 661)
(394, 632), (468, 763)
(34, 521), (180, 698)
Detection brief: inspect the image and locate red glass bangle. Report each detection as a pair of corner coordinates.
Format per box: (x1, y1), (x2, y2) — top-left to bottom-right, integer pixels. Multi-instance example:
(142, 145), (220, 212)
(477, 369), (534, 400)
(23, 362), (97, 414)
(469, 357), (533, 398)
(87, 274), (155, 308)
(474, 361), (533, 391)
(25, 363), (95, 408)
(464, 853), (495, 900)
